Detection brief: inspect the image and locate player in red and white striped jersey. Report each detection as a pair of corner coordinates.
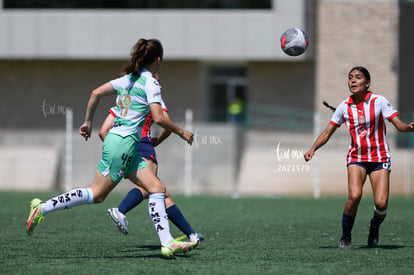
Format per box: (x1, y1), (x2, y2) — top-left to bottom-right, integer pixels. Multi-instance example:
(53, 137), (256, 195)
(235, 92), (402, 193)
(305, 66), (414, 249)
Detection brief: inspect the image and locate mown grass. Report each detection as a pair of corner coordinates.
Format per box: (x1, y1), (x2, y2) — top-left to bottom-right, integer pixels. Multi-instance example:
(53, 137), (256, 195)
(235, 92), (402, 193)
(1, 191), (414, 274)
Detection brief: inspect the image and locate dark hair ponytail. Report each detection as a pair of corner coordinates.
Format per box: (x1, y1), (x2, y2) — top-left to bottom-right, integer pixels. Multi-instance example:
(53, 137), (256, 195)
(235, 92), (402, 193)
(122, 39), (163, 75)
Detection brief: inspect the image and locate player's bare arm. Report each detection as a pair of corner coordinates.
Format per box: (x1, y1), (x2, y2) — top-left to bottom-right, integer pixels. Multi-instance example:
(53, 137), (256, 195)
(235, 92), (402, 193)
(80, 82), (116, 141)
(150, 103), (193, 145)
(304, 123), (337, 161)
(152, 111), (172, 147)
(390, 116), (414, 132)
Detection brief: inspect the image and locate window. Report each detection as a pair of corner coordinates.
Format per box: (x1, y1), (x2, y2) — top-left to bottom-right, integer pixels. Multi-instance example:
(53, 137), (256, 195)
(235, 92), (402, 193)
(207, 66), (247, 123)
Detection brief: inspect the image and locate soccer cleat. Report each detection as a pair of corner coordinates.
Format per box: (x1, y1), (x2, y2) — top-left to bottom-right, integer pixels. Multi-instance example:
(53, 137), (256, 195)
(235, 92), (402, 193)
(107, 208), (128, 235)
(189, 233), (205, 244)
(174, 233), (204, 250)
(368, 224), (379, 248)
(339, 236), (352, 249)
(161, 238), (197, 258)
(175, 233), (205, 243)
(26, 198), (44, 236)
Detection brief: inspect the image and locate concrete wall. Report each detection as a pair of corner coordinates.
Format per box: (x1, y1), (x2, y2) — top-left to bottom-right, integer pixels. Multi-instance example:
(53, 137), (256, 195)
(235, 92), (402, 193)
(315, 0), (399, 114)
(2, 123), (413, 197)
(0, 59), (314, 127)
(0, 0), (310, 61)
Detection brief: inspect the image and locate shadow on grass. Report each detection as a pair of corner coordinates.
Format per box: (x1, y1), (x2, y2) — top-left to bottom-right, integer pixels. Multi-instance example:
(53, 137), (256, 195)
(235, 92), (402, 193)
(358, 244), (406, 250)
(319, 244), (406, 250)
(38, 245), (196, 260)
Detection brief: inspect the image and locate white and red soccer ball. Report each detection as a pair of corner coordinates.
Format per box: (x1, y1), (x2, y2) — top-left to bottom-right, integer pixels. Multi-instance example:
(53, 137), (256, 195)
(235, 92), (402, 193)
(280, 28), (309, 56)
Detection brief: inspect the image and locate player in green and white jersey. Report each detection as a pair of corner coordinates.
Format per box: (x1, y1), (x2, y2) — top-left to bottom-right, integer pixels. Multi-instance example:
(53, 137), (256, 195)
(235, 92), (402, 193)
(26, 38), (197, 258)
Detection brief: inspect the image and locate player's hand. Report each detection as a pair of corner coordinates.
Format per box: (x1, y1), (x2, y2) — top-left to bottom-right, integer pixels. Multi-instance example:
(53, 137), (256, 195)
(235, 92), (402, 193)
(304, 150), (314, 161)
(79, 122), (92, 141)
(151, 137), (159, 147)
(182, 130), (194, 145)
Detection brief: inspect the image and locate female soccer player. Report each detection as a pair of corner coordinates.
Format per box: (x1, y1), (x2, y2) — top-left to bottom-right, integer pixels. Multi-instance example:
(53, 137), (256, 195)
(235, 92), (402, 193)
(304, 66), (414, 249)
(26, 38), (197, 258)
(101, 99), (203, 244)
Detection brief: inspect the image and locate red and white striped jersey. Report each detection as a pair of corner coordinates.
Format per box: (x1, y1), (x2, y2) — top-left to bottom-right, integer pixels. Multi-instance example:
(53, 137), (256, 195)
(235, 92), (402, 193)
(141, 103), (168, 138)
(330, 91), (398, 163)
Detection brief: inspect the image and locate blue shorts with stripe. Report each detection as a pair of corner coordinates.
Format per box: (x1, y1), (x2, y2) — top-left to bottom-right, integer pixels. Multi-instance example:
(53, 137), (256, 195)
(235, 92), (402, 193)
(347, 161), (391, 174)
(137, 136), (157, 164)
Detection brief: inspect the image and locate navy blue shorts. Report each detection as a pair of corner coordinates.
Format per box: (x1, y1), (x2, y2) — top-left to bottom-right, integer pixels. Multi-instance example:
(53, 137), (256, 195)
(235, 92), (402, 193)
(137, 136), (157, 164)
(347, 162), (391, 174)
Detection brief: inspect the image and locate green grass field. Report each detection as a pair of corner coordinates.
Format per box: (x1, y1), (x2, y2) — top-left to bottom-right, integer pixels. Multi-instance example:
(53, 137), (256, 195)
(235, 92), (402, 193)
(1, 191), (414, 274)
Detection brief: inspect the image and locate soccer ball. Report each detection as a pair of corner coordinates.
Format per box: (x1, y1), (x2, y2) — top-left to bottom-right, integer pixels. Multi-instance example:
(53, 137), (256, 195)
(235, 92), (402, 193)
(280, 28), (309, 56)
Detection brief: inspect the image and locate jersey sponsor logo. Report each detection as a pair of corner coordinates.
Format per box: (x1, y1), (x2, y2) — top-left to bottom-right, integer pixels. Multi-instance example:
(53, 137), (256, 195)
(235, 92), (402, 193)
(357, 126), (368, 137)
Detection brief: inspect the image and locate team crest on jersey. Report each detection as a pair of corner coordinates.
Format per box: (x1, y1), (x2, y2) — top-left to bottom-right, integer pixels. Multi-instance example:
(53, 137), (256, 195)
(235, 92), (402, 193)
(359, 115), (365, 124)
(117, 168), (125, 178)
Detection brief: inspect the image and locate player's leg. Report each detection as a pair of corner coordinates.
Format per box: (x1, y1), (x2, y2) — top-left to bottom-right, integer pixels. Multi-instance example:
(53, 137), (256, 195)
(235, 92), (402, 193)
(127, 163), (196, 257)
(367, 165), (390, 248)
(164, 189), (204, 243)
(107, 185), (148, 235)
(26, 132), (133, 235)
(26, 171), (116, 235)
(117, 158), (155, 215)
(110, 154), (203, 243)
(340, 164), (367, 248)
(107, 157), (154, 234)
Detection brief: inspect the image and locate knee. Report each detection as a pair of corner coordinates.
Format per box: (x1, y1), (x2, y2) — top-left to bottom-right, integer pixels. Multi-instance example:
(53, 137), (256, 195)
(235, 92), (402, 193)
(92, 191), (107, 204)
(347, 192), (362, 205)
(93, 195), (105, 204)
(374, 199), (388, 211)
(147, 179), (166, 193)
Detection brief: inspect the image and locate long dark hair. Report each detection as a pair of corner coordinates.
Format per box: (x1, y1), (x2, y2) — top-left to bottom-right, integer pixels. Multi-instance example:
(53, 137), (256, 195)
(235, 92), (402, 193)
(122, 38), (163, 75)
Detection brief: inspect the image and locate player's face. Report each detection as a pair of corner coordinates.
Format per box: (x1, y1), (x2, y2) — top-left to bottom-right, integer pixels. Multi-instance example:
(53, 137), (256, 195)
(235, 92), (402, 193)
(348, 70), (370, 95)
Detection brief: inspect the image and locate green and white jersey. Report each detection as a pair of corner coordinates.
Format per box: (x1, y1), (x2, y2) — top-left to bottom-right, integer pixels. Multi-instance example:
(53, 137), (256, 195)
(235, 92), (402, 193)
(109, 69), (162, 140)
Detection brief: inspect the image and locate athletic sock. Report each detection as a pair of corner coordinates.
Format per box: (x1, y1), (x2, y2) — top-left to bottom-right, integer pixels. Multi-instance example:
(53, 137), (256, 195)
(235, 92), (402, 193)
(148, 193), (173, 246)
(342, 213), (356, 239)
(370, 214), (385, 228)
(41, 188), (94, 215)
(371, 206), (386, 228)
(118, 188), (144, 215)
(167, 204), (194, 237)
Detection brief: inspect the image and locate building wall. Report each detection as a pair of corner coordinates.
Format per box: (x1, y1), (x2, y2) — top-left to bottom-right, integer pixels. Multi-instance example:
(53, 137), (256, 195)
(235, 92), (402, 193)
(315, 0), (399, 116)
(248, 61), (315, 110)
(0, 0), (310, 61)
(0, 59), (314, 128)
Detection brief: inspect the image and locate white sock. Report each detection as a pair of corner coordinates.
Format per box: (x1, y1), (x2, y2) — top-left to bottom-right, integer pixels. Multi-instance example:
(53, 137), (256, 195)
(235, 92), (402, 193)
(41, 188), (94, 215)
(148, 193), (173, 246)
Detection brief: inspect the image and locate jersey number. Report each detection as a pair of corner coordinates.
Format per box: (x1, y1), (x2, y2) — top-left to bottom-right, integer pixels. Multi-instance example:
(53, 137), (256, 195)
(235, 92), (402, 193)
(121, 153), (132, 167)
(118, 94), (131, 117)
